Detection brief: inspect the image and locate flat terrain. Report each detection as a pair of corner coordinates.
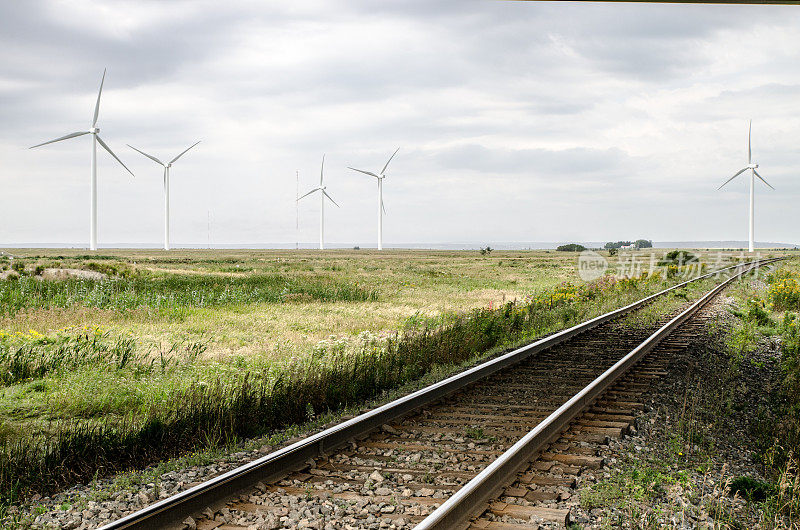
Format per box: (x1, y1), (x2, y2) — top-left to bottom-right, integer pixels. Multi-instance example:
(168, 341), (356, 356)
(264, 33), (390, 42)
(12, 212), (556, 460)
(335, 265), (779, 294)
(1, 249), (577, 358)
(0, 248), (769, 360)
(0, 247), (791, 518)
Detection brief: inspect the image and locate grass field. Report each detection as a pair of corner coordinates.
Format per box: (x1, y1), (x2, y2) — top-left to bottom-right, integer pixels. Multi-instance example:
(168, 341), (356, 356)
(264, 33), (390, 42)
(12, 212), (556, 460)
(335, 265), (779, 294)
(0, 247), (788, 504)
(0, 249), (580, 360)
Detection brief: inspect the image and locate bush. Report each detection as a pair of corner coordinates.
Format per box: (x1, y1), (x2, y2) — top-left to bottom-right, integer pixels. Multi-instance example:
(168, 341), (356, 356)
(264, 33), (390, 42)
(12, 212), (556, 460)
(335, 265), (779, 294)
(659, 250), (697, 266)
(82, 261), (133, 279)
(10, 262), (24, 275)
(730, 476), (774, 502)
(556, 243), (586, 252)
(768, 273), (800, 312)
(746, 298), (774, 327)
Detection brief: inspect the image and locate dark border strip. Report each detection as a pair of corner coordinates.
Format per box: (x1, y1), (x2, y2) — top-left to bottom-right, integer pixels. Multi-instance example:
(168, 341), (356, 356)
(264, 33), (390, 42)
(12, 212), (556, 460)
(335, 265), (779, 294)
(415, 258), (771, 529)
(99, 257), (780, 529)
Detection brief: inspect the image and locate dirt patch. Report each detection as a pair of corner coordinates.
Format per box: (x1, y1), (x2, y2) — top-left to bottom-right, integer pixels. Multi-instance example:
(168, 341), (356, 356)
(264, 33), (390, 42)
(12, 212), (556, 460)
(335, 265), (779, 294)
(39, 268), (107, 281)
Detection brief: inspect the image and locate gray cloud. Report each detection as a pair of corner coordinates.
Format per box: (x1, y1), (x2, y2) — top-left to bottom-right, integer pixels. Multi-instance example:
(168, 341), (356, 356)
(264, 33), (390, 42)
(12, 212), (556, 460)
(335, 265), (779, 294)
(1, 1), (799, 247)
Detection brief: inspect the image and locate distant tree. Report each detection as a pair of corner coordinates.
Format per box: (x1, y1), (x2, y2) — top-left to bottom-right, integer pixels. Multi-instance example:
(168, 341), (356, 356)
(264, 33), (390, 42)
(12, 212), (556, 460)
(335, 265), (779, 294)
(635, 239), (653, 249)
(604, 241), (632, 250)
(556, 243), (586, 252)
(479, 246), (493, 256)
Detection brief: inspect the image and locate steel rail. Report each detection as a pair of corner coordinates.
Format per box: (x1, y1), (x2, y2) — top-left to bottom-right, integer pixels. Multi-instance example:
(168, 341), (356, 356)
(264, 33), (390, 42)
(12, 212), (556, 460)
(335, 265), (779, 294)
(415, 257), (776, 529)
(100, 257), (779, 529)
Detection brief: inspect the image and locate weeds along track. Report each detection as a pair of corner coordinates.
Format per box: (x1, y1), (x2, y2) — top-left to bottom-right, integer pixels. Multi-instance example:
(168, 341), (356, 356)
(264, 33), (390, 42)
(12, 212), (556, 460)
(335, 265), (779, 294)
(463, 311), (716, 528)
(99, 259), (781, 530)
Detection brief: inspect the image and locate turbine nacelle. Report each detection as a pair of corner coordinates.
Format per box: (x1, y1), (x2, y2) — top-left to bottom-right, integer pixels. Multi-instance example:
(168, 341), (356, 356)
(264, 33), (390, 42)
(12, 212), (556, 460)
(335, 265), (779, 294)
(89, 127), (99, 134)
(748, 163), (758, 169)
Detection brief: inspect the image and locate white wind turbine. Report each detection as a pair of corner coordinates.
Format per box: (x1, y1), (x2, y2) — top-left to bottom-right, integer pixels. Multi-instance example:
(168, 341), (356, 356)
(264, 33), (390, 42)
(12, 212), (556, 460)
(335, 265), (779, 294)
(718, 120), (775, 253)
(298, 155), (339, 250)
(127, 141), (201, 250)
(29, 69), (134, 251)
(348, 148), (399, 250)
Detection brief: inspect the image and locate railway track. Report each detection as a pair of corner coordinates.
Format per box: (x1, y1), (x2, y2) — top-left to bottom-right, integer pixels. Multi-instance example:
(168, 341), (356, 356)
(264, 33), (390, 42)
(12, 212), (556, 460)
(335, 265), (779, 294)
(100, 258), (780, 530)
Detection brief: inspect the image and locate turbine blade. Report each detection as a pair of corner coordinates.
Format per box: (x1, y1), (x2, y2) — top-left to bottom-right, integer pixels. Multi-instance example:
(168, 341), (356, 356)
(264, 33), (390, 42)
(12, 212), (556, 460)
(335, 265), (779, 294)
(96, 135), (134, 177)
(718, 167), (749, 190)
(753, 169), (775, 190)
(128, 144), (165, 166)
(169, 140), (201, 164)
(380, 147), (400, 175)
(347, 167), (380, 178)
(297, 188), (320, 201)
(323, 190), (340, 208)
(29, 131), (89, 149)
(381, 197), (386, 215)
(748, 120), (752, 164)
(320, 154), (325, 186)
(93, 68), (106, 127)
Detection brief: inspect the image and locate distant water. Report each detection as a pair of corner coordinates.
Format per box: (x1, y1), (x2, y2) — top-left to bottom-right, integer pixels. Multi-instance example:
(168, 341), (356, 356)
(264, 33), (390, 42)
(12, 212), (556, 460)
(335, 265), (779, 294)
(2, 241), (797, 250)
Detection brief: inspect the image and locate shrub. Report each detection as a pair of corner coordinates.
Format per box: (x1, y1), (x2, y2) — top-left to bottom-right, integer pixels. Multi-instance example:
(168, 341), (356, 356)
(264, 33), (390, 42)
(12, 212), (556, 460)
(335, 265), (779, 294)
(768, 274), (800, 312)
(82, 261), (133, 279)
(746, 298), (773, 327)
(730, 476), (774, 502)
(659, 250), (697, 266)
(556, 243), (586, 252)
(10, 262), (24, 275)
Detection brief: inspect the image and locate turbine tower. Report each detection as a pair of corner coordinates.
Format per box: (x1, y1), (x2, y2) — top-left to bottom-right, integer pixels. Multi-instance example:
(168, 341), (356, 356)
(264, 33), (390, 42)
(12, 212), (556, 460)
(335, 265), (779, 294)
(29, 69), (134, 250)
(298, 155), (339, 250)
(718, 121), (774, 253)
(348, 148), (399, 250)
(127, 141), (201, 250)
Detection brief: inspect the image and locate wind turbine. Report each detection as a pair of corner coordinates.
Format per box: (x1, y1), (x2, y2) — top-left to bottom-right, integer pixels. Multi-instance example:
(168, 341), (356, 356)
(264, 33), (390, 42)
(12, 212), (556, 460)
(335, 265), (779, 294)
(348, 148), (399, 250)
(29, 69), (134, 251)
(718, 121), (775, 253)
(127, 141), (201, 250)
(298, 155), (339, 250)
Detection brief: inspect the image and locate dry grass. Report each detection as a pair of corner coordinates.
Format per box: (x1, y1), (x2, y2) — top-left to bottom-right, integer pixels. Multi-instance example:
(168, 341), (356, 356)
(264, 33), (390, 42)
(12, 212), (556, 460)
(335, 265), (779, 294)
(0, 249), (580, 359)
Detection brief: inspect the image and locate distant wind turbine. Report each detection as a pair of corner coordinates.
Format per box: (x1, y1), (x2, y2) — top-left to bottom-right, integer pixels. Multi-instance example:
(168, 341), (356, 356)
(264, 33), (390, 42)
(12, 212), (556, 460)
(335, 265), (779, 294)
(348, 148), (399, 250)
(718, 121), (774, 253)
(29, 69), (134, 251)
(298, 155), (339, 250)
(127, 141), (201, 250)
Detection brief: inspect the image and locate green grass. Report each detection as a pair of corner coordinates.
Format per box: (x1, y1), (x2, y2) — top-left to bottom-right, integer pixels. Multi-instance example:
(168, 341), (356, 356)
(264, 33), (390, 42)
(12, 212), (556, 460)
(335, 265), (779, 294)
(0, 273), (377, 316)
(715, 258), (800, 525)
(0, 248), (784, 510)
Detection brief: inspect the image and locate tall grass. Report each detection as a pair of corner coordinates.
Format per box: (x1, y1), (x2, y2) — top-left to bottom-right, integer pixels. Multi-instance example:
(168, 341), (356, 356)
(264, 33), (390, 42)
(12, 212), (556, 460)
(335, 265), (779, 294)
(0, 329), (208, 387)
(0, 273), (685, 503)
(0, 274), (378, 316)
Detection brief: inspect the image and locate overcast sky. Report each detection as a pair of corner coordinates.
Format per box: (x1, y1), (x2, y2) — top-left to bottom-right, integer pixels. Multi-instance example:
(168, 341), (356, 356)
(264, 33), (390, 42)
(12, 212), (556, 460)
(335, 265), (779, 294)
(1, 0), (799, 247)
